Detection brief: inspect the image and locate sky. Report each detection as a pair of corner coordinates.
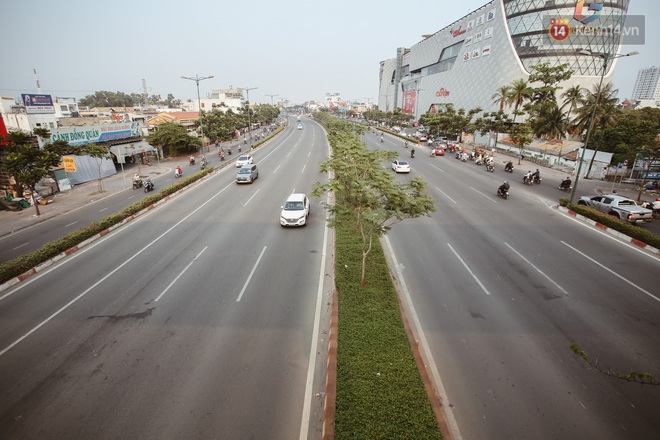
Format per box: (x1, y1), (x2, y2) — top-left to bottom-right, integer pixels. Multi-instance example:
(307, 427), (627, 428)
(0, 0), (658, 106)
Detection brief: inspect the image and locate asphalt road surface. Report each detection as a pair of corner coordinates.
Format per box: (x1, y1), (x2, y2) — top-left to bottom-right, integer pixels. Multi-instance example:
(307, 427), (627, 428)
(370, 133), (660, 440)
(0, 117), (333, 440)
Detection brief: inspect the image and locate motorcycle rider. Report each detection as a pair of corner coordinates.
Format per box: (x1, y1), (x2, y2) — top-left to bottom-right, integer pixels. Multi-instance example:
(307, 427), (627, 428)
(560, 177), (572, 189)
(175, 165), (182, 177)
(405, 140), (409, 148)
(411, 147), (416, 158)
(380, 134), (384, 143)
(505, 161), (514, 172)
(532, 169), (541, 183)
(189, 155), (195, 165)
(498, 181), (510, 196)
(524, 170), (533, 183)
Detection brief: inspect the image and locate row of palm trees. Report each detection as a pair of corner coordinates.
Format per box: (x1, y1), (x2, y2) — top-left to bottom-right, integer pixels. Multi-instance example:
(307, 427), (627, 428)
(491, 75), (619, 143)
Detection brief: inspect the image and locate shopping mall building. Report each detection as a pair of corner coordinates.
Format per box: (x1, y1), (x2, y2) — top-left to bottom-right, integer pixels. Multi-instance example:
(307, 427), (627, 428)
(378, 0), (631, 120)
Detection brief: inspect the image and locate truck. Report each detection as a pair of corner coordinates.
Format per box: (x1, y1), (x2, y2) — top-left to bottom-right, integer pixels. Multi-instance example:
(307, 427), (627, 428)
(577, 194), (653, 224)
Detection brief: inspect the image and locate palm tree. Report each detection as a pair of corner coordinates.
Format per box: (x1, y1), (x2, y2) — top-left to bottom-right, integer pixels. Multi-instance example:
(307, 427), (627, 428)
(572, 82), (619, 136)
(561, 85), (583, 135)
(507, 79), (532, 122)
(492, 86), (511, 112)
(530, 102), (567, 140)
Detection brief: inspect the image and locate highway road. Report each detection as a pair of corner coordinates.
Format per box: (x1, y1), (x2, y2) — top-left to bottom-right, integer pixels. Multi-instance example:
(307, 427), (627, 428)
(369, 133), (660, 440)
(0, 117), (333, 440)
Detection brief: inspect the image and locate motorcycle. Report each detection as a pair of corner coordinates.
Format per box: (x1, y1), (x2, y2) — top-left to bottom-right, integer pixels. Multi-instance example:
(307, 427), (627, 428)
(200, 160), (207, 170)
(381, 137), (384, 143)
(189, 157), (195, 165)
(227, 147), (232, 155)
(559, 179), (572, 192)
(497, 187), (509, 199)
(132, 179), (143, 190)
(640, 201), (660, 218)
(461, 153), (468, 162)
(175, 168), (183, 178)
(486, 163), (495, 172)
(522, 174), (533, 185)
(410, 149), (416, 158)
(504, 163), (514, 173)
(533, 175), (542, 185)
(143, 178), (155, 192)
(476, 158), (483, 165)
(405, 142), (409, 148)
(238, 145), (242, 152)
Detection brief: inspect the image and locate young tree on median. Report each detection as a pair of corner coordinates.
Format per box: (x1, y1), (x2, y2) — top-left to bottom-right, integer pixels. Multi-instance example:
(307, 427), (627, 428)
(509, 122), (533, 165)
(312, 115), (436, 288)
(82, 143), (114, 193)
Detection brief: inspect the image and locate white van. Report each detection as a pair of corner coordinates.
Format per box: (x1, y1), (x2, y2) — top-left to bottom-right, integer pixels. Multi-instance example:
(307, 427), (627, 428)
(280, 193), (310, 226)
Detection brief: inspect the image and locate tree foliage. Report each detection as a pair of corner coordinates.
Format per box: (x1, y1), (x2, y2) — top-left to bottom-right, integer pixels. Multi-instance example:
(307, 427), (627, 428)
(312, 113), (436, 288)
(78, 90), (182, 108)
(81, 143), (113, 192)
(145, 122), (202, 157)
(1, 131), (64, 216)
(509, 122), (533, 165)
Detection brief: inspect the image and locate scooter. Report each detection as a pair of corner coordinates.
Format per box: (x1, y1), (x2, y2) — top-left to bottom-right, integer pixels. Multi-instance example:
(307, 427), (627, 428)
(132, 179), (143, 190)
(533, 175), (542, 185)
(143, 178), (155, 192)
(559, 179), (572, 192)
(175, 168), (183, 178)
(189, 157), (195, 165)
(200, 160), (207, 170)
(486, 163), (495, 172)
(238, 145), (242, 152)
(497, 188), (509, 199)
(504, 163), (514, 173)
(227, 147), (232, 155)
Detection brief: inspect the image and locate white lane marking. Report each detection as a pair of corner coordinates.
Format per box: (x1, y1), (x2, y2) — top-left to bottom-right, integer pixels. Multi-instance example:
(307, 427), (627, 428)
(470, 187), (498, 203)
(235, 246), (267, 302)
(301, 164), (306, 174)
(13, 242), (30, 250)
(155, 246), (208, 302)
(504, 242), (569, 295)
(447, 243), (491, 295)
(243, 188), (260, 207)
(558, 208), (660, 262)
(99, 207), (108, 213)
(384, 236), (463, 440)
(430, 164), (446, 173)
(64, 221), (78, 228)
(561, 241), (659, 302)
(0, 181), (235, 354)
(273, 165), (281, 174)
(299, 196), (331, 440)
(435, 187), (457, 204)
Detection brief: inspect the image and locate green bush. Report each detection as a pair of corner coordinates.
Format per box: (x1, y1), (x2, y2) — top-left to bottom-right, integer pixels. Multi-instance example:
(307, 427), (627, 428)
(560, 198), (660, 249)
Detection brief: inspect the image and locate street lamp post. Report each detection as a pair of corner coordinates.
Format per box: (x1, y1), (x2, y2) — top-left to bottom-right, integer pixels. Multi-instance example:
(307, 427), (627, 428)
(569, 50), (638, 205)
(265, 93), (278, 106)
(239, 86), (258, 145)
(181, 74), (214, 154)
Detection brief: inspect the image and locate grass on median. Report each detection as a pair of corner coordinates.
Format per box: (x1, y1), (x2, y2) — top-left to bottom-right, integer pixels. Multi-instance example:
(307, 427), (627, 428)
(333, 211), (442, 440)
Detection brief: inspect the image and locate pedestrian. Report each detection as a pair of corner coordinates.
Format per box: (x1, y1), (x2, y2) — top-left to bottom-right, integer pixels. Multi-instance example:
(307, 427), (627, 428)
(521, 153), (525, 161)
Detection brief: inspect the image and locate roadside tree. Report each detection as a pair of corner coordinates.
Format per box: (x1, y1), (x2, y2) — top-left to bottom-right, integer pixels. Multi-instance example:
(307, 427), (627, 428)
(146, 122), (202, 157)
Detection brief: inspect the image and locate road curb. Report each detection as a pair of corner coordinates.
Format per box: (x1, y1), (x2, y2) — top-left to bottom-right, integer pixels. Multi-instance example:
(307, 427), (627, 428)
(322, 289), (338, 440)
(557, 205), (659, 255)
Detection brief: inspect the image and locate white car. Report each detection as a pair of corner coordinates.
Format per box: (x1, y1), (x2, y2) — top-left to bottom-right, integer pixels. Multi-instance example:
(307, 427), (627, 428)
(297, 123), (303, 130)
(236, 154), (254, 168)
(392, 160), (411, 173)
(280, 193), (310, 227)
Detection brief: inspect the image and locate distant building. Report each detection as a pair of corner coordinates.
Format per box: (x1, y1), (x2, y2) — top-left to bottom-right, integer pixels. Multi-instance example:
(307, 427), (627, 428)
(631, 66), (660, 101)
(378, 0), (629, 120)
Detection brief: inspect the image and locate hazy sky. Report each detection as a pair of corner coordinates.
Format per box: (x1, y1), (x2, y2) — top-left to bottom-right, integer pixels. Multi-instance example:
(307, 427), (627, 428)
(0, 0), (657, 106)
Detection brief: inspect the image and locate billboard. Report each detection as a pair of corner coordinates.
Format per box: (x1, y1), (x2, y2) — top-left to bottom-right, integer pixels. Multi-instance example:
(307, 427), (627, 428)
(21, 94), (55, 114)
(402, 90), (417, 115)
(49, 122), (142, 146)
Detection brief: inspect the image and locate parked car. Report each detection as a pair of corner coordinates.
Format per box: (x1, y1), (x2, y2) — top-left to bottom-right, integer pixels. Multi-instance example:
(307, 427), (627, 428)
(392, 160), (411, 173)
(280, 193), (310, 227)
(577, 194), (653, 224)
(236, 154), (254, 168)
(432, 146), (446, 156)
(235, 164), (259, 184)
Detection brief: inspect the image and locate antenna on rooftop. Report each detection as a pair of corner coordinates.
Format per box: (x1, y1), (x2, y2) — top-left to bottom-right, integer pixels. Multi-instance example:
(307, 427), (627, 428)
(33, 68), (41, 93)
(142, 78), (149, 108)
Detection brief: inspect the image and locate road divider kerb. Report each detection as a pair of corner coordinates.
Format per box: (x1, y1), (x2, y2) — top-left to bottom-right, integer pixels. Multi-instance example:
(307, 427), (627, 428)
(557, 205), (659, 255)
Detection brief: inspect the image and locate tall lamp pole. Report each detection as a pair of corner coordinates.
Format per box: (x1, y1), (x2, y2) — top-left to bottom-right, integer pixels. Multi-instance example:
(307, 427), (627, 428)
(569, 50), (638, 205)
(181, 74), (214, 154)
(265, 93), (279, 106)
(239, 86), (258, 145)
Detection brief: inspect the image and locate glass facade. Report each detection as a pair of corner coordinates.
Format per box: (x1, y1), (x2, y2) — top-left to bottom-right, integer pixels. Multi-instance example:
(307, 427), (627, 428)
(504, 0), (630, 76)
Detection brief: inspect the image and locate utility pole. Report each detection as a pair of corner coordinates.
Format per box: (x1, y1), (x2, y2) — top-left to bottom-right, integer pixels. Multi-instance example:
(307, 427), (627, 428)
(181, 75), (215, 154)
(239, 86), (258, 145)
(265, 94), (279, 106)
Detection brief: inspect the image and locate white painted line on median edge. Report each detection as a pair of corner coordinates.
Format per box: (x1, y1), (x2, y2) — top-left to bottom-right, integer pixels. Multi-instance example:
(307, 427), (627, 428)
(447, 243), (491, 295)
(243, 188), (260, 207)
(435, 187), (457, 204)
(64, 221), (78, 228)
(561, 241), (659, 303)
(384, 235), (463, 440)
(236, 246), (267, 302)
(430, 164), (446, 173)
(470, 187), (498, 203)
(13, 242), (30, 251)
(299, 195), (331, 440)
(301, 164), (306, 174)
(504, 242), (568, 296)
(155, 246), (208, 302)
(273, 165), (281, 174)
